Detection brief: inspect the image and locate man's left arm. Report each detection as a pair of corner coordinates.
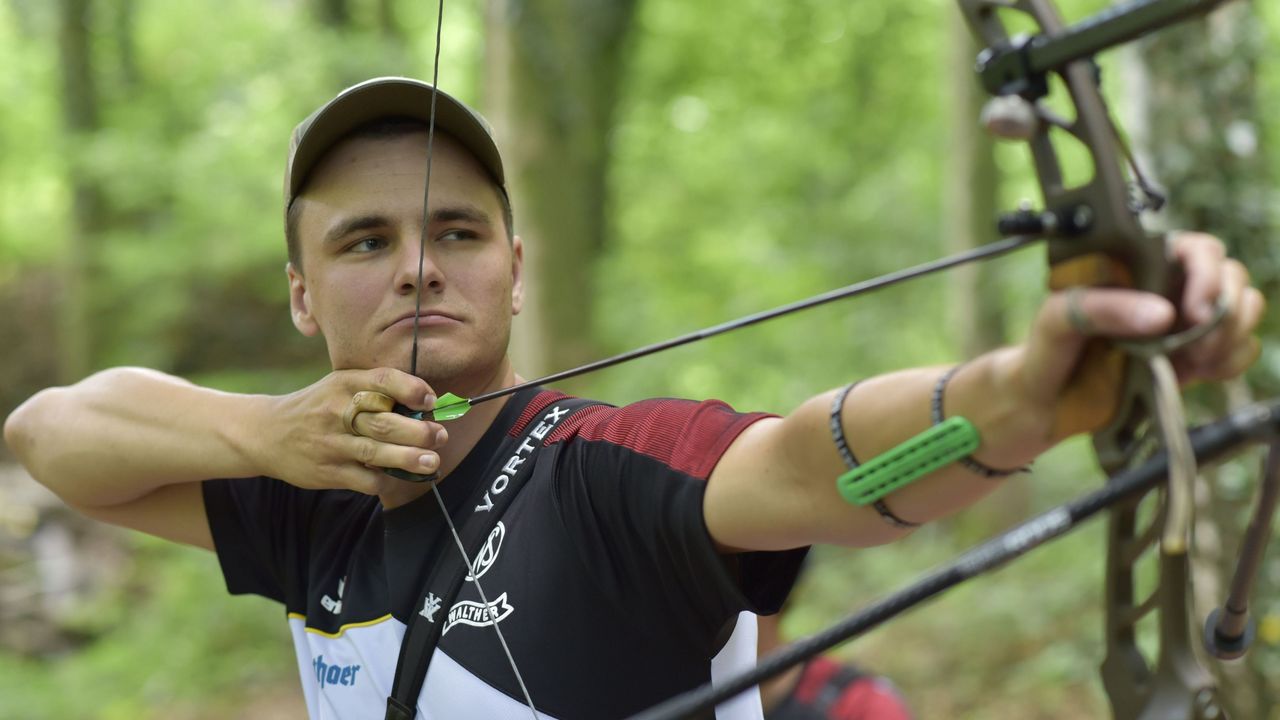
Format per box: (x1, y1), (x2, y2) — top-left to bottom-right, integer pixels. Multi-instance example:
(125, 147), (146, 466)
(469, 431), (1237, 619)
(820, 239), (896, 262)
(704, 233), (1265, 553)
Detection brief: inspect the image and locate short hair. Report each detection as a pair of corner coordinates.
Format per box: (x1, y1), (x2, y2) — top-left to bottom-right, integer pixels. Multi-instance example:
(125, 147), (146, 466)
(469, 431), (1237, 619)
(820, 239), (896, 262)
(284, 116), (514, 272)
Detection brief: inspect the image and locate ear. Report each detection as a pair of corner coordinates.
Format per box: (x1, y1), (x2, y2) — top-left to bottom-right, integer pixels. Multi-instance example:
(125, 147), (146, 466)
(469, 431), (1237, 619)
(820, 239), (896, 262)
(287, 262), (321, 336)
(510, 234), (525, 316)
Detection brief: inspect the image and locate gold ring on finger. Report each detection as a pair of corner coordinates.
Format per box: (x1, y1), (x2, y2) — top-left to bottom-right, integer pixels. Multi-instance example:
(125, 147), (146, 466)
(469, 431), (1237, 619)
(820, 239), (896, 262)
(342, 391), (396, 436)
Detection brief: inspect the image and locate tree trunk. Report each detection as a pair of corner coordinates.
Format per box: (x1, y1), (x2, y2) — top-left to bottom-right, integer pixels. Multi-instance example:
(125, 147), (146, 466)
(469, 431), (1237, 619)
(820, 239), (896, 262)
(944, 12), (1003, 361)
(315, 0), (350, 28)
(483, 0), (638, 379)
(944, 6), (1028, 533)
(114, 0), (139, 89)
(56, 0), (102, 383)
(378, 0), (401, 39)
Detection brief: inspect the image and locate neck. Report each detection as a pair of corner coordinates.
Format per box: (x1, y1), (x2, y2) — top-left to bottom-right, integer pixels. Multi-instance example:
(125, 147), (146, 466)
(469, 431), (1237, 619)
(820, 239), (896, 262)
(378, 359), (524, 510)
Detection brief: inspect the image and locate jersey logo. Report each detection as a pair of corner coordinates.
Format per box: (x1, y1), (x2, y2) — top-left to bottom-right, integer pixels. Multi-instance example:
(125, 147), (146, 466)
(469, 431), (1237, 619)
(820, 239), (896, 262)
(475, 404), (572, 513)
(321, 577), (345, 615)
(443, 592), (515, 635)
(312, 655), (361, 689)
(420, 592), (443, 623)
(466, 521), (506, 581)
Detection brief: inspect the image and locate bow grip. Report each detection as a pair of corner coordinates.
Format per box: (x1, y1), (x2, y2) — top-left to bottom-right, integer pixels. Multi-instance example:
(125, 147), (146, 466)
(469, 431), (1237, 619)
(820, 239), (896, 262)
(1046, 240), (1186, 441)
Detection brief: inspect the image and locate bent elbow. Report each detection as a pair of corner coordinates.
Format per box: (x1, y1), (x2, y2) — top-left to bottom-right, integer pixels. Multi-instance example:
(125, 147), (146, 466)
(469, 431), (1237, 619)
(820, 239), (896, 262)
(4, 387), (65, 479)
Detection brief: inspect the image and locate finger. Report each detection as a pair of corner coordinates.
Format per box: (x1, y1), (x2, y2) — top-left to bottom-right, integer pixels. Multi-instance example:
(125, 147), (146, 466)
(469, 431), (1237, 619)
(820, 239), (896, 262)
(1179, 286), (1266, 383)
(344, 434), (441, 476)
(1045, 287), (1176, 339)
(361, 367), (437, 411)
(342, 390), (396, 434)
(1173, 263), (1260, 380)
(351, 409), (448, 449)
(1237, 285), (1268, 337)
(1186, 335), (1263, 384)
(1220, 335), (1263, 381)
(1170, 231), (1226, 325)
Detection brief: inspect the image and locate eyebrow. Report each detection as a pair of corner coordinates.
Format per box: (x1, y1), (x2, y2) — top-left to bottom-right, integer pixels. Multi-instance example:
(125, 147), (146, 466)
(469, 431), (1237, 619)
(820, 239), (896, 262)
(322, 214), (389, 247)
(321, 205), (495, 247)
(430, 204), (493, 228)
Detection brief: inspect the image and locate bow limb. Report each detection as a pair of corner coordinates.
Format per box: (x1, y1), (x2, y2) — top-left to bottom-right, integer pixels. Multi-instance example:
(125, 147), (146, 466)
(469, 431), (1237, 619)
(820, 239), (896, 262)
(956, 1), (1233, 717)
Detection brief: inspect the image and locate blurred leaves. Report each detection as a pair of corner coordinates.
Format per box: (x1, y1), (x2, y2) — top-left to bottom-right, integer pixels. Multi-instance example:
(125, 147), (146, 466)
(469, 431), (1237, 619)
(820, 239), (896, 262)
(0, 0), (1277, 718)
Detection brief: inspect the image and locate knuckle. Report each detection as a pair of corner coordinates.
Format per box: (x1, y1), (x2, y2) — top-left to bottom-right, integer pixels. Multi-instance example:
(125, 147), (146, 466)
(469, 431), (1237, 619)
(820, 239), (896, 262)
(365, 413), (394, 438)
(355, 438), (379, 465)
(333, 368), (361, 392)
(421, 423), (443, 447)
(370, 366), (393, 390)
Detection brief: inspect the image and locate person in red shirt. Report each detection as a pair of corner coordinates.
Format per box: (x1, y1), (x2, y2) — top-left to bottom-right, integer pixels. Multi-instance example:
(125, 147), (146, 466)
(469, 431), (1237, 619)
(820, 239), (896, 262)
(757, 610), (913, 720)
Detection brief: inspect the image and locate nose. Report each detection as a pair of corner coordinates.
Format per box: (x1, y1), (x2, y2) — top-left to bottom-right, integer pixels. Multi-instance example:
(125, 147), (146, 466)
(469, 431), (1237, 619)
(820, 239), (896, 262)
(394, 233), (443, 296)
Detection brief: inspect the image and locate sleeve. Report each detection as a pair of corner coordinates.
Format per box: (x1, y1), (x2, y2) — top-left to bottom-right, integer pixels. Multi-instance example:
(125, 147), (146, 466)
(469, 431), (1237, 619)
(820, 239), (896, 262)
(201, 476), (321, 605)
(548, 398), (809, 645)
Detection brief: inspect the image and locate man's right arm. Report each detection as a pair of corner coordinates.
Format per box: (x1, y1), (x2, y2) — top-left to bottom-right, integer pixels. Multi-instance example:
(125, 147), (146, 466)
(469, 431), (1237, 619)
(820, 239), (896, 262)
(2, 368), (278, 551)
(2, 366), (443, 551)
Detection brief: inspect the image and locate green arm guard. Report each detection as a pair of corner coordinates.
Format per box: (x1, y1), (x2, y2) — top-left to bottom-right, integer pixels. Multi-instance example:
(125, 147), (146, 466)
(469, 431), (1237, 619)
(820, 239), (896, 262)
(836, 416), (981, 506)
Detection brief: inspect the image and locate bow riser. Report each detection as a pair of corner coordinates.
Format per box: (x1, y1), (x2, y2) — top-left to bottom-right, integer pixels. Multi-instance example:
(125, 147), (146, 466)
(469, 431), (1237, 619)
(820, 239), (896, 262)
(957, 1), (1223, 718)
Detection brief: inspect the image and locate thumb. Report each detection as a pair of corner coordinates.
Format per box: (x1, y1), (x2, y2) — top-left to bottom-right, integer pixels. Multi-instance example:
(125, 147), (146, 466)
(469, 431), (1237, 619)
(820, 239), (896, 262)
(1051, 287), (1175, 339)
(1022, 288), (1174, 440)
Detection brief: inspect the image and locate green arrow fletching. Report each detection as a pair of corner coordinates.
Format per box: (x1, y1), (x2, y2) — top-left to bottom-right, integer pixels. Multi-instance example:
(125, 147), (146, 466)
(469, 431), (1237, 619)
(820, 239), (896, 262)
(430, 392), (472, 421)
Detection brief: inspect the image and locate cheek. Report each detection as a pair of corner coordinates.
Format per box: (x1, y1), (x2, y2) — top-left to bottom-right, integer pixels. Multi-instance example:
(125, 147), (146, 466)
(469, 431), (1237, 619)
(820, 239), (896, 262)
(312, 272), (383, 330)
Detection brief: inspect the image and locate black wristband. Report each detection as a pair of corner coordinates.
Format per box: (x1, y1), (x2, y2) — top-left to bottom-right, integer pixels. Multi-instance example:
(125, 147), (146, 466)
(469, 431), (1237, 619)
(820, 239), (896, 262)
(831, 381), (921, 529)
(932, 364), (1030, 479)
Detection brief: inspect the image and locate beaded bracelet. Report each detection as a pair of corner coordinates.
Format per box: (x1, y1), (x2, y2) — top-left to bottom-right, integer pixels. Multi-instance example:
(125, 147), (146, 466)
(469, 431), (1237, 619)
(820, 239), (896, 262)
(829, 381), (921, 529)
(931, 364), (1030, 478)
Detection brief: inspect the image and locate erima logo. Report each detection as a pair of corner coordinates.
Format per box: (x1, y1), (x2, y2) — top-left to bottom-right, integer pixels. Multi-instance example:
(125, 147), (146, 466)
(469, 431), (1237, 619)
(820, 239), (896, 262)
(443, 593), (515, 635)
(475, 405), (571, 513)
(466, 522), (505, 581)
(321, 578), (345, 615)
(312, 655), (361, 689)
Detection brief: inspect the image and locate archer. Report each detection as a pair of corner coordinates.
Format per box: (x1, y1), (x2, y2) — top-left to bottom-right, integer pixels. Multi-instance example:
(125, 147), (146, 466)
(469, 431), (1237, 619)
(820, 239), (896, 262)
(3, 76), (1264, 719)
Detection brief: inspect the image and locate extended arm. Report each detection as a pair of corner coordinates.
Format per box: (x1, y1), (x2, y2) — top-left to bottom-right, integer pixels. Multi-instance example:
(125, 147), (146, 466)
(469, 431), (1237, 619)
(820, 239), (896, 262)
(705, 234), (1264, 552)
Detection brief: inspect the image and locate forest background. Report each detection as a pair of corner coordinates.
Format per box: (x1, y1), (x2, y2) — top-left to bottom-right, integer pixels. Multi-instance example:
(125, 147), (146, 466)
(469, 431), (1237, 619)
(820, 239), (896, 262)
(1, 0), (1279, 718)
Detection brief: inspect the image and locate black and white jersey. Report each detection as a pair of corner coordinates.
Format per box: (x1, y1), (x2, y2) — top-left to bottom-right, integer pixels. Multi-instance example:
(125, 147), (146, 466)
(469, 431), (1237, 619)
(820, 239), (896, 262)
(203, 387), (807, 719)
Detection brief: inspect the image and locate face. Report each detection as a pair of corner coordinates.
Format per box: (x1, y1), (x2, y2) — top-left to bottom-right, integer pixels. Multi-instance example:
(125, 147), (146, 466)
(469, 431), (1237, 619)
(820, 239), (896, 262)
(287, 131), (523, 392)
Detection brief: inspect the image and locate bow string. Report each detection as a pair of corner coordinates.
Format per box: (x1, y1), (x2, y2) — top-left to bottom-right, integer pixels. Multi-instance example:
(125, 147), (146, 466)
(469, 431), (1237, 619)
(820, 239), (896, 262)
(388, 0), (541, 716)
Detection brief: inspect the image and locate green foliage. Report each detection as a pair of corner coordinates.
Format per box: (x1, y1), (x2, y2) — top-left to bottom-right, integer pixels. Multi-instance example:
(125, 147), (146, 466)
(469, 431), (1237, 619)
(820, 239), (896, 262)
(1, 0), (1278, 717)
(0, 536), (294, 720)
(599, 0), (962, 413)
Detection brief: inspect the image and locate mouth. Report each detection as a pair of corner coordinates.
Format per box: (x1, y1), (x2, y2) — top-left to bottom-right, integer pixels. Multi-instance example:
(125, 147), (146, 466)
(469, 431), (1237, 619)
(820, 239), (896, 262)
(387, 310), (462, 331)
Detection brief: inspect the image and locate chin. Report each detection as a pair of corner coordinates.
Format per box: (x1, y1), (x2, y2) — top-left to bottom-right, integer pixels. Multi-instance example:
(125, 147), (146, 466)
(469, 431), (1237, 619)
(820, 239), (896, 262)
(418, 352), (504, 394)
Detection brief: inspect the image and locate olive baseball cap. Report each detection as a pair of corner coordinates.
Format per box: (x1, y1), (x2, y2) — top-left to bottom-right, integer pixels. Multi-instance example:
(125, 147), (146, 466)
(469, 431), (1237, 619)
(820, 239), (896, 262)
(284, 76), (505, 214)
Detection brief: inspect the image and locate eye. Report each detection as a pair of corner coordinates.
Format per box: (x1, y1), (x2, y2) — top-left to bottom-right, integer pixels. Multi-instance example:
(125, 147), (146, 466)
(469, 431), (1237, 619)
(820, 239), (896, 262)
(348, 236), (387, 253)
(439, 228), (480, 243)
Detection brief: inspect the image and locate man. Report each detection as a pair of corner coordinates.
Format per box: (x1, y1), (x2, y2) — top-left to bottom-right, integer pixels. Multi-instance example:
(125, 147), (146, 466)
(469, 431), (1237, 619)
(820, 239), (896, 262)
(2, 77), (1265, 719)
